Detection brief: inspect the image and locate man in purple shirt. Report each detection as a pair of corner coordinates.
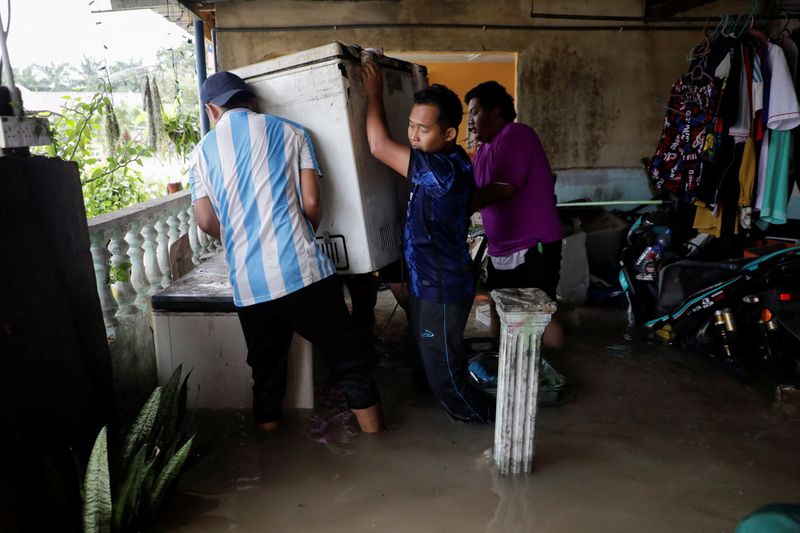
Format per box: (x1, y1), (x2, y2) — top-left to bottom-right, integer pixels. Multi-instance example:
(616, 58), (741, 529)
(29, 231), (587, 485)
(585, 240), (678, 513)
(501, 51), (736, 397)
(465, 81), (564, 348)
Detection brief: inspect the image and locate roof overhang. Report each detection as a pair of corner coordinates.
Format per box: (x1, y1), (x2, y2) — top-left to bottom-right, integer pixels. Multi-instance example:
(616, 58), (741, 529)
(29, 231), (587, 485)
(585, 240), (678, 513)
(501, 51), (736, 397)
(108, 0), (221, 34)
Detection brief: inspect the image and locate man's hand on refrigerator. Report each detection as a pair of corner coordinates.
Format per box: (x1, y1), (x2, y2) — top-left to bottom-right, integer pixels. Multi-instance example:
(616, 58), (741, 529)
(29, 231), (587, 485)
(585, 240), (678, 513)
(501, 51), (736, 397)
(361, 61), (383, 102)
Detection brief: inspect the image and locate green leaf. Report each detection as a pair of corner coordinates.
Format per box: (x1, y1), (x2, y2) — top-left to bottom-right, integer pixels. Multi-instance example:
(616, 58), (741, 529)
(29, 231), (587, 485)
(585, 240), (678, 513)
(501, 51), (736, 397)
(83, 427), (112, 533)
(149, 366), (183, 452)
(177, 369), (192, 429)
(119, 387), (161, 472)
(145, 436), (194, 519)
(139, 449), (161, 502)
(111, 444), (152, 533)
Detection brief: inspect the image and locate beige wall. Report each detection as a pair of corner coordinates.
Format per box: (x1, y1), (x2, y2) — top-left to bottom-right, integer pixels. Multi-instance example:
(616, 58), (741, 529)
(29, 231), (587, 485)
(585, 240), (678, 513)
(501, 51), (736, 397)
(214, 0), (753, 169)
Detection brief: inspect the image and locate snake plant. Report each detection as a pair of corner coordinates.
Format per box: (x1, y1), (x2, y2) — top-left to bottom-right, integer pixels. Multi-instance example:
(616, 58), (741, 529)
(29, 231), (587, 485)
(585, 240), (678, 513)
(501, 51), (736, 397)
(82, 366), (194, 533)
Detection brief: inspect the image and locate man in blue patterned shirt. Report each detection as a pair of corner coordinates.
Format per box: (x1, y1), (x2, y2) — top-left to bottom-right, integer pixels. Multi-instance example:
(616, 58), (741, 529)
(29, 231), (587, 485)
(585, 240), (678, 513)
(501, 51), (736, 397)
(362, 61), (492, 423)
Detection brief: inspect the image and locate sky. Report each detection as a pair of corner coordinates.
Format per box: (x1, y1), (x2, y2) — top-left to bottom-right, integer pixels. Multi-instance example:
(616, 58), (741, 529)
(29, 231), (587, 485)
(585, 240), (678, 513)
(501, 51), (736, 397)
(2, 0), (191, 69)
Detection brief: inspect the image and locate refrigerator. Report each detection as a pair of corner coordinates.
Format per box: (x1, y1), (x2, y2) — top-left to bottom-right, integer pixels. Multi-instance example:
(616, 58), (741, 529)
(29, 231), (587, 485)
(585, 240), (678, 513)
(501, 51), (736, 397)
(233, 42), (428, 274)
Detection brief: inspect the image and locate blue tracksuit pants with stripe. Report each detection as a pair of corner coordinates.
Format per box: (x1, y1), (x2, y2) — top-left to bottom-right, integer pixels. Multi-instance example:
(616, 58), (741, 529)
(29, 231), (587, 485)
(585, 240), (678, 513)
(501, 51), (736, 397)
(408, 294), (493, 423)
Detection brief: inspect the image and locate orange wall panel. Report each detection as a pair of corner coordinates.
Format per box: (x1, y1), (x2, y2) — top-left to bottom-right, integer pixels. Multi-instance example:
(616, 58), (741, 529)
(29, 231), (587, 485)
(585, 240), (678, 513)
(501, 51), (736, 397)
(421, 61), (516, 150)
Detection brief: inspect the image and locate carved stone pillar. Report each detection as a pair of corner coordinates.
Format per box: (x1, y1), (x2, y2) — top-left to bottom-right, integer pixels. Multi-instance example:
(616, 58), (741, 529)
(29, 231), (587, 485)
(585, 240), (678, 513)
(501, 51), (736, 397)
(89, 230), (118, 334)
(491, 288), (556, 475)
(177, 209), (190, 238)
(141, 222), (163, 295)
(107, 228), (138, 316)
(155, 220), (171, 288)
(187, 208), (201, 265)
(124, 222), (148, 306)
(167, 213), (181, 249)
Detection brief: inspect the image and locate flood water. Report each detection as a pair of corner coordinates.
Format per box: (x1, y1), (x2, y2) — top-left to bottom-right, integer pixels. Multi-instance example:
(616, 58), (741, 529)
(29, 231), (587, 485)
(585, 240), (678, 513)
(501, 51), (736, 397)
(153, 292), (800, 532)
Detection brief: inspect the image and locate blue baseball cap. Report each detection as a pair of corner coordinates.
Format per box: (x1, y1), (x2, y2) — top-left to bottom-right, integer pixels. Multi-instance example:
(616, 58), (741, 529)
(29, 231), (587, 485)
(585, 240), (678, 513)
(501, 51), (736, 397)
(200, 71), (255, 106)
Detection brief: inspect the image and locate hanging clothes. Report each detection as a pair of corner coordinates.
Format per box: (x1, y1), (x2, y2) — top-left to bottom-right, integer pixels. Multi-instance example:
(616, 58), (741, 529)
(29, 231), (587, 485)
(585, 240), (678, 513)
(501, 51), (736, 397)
(648, 63), (721, 203)
(695, 37), (741, 207)
(760, 129), (793, 224)
(693, 200), (723, 237)
(755, 43), (800, 227)
(729, 44), (753, 143)
(739, 138), (757, 206)
(790, 28), (800, 196)
(649, 24), (800, 244)
(738, 138), (757, 229)
(764, 44), (800, 131)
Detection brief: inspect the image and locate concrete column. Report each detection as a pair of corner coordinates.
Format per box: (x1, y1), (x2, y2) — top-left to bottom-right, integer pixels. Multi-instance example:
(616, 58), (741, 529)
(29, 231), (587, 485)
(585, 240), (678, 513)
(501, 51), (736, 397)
(492, 288), (556, 475)
(194, 17), (210, 136)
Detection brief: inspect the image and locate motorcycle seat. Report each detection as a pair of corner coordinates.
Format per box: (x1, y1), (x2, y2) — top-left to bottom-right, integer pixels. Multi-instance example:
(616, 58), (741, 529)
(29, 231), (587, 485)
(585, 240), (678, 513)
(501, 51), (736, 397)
(656, 260), (739, 314)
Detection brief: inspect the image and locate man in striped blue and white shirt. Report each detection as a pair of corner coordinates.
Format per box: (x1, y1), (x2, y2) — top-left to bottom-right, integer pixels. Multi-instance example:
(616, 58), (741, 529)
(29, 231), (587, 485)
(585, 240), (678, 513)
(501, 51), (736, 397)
(190, 71), (381, 433)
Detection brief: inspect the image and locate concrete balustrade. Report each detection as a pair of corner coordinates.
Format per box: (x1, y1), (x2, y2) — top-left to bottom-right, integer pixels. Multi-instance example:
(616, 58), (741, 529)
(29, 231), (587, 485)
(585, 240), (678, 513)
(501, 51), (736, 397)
(492, 288), (557, 475)
(87, 190), (218, 337)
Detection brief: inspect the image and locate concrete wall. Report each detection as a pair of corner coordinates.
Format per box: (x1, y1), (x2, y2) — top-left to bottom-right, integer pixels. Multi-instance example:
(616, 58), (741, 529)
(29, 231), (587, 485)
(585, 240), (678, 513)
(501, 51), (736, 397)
(214, 0), (754, 173)
(110, 313), (158, 422)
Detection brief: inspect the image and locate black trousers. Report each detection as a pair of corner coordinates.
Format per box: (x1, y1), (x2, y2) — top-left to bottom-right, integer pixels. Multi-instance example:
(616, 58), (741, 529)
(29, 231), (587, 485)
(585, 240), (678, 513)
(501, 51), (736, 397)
(408, 294), (493, 423)
(236, 275), (380, 424)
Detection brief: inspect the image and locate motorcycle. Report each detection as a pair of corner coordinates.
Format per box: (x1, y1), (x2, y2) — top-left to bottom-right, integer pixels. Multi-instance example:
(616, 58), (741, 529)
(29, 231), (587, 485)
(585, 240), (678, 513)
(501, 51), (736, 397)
(618, 209), (800, 380)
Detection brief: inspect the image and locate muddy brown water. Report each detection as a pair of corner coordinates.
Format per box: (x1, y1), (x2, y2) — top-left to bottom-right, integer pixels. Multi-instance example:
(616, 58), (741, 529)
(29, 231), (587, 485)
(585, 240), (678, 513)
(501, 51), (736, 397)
(152, 293), (800, 532)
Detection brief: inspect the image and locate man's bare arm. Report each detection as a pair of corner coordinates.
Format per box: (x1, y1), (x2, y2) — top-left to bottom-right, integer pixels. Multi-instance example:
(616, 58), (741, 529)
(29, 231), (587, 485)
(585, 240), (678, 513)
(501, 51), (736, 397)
(362, 61), (410, 177)
(300, 168), (323, 230)
(472, 182), (517, 211)
(194, 197), (221, 241)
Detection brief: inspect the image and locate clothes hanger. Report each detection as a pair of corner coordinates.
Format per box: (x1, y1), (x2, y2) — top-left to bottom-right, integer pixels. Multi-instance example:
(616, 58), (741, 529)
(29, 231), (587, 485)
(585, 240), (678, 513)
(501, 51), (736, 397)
(735, 14), (754, 38)
(689, 56), (713, 83)
(687, 19), (712, 61)
(772, 12), (790, 41)
(721, 14), (733, 36)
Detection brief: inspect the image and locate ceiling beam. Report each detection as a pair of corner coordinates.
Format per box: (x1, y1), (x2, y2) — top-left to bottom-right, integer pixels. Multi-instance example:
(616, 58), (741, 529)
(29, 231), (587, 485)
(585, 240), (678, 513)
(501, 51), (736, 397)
(645, 0), (718, 21)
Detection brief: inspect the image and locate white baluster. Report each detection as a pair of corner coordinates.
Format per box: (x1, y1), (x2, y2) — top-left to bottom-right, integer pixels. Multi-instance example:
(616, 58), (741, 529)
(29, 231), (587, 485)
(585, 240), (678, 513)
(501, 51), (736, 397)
(125, 222), (148, 306)
(187, 208), (201, 265)
(108, 228), (138, 316)
(167, 213), (181, 249)
(89, 230), (118, 333)
(178, 209), (190, 237)
(155, 219), (171, 288)
(141, 222), (164, 294)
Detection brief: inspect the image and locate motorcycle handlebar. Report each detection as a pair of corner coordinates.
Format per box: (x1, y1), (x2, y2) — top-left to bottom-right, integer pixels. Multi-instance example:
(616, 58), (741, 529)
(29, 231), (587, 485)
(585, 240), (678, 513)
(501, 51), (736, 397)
(671, 260), (742, 271)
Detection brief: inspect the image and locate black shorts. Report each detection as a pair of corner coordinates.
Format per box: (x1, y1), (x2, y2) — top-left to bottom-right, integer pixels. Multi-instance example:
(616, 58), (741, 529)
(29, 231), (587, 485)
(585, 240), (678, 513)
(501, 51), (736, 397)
(486, 241), (562, 301)
(377, 259), (408, 284)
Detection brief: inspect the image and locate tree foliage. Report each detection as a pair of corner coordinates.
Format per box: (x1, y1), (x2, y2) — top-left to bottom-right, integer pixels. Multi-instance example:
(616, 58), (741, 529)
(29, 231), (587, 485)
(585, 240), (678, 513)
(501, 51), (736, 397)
(35, 87), (152, 217)
(24, 40), (201, 215)
(14, 57), (144, 92)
